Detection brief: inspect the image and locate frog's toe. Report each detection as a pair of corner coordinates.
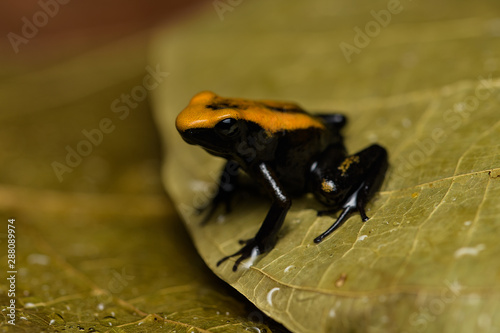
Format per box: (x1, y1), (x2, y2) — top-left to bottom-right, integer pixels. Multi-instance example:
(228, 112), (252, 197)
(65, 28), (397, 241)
(238, 238), (254, 245)
(217, 241), (261, 271)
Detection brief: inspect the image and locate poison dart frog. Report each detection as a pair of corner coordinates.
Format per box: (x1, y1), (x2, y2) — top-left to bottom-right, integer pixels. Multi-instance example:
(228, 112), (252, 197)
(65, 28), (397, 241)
(176, 91), (388, 271)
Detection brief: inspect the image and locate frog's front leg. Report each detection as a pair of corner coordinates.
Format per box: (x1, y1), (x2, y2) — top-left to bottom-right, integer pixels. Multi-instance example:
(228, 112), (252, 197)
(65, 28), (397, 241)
(217, 162), (291, 271)
(312, 144), (388, 243)
(198, 160), (240, 225)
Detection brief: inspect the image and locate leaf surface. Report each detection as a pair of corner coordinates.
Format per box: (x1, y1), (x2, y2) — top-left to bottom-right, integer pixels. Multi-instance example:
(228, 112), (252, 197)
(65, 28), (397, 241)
(152, 0), (500, 332)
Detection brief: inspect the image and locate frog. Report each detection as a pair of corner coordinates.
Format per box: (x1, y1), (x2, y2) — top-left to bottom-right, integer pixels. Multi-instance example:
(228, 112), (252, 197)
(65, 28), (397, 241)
(175, 91), (388, 271)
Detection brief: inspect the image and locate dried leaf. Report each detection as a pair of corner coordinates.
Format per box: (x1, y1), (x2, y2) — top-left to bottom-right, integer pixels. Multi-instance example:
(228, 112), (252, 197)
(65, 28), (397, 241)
(152, 0), (500, 332)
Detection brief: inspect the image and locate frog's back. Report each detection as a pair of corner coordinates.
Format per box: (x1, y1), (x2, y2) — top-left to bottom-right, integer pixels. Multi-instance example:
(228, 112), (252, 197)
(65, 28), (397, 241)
(176, 91), (327, 134)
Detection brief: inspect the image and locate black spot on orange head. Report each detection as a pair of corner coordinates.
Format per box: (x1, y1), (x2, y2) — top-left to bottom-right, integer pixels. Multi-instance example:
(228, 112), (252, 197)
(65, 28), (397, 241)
(206, 102), (248, 110)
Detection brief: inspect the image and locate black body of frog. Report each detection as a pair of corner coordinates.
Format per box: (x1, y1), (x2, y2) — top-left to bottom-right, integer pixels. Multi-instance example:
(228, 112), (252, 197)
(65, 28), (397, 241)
(176, 91), (388, 271)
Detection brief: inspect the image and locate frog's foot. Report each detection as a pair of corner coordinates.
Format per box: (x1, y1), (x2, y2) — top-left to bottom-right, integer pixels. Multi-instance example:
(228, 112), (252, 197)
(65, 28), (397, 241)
(217, 238), (263, 271)
(314, 184), (369, 243)
(197, 189), (233, 226)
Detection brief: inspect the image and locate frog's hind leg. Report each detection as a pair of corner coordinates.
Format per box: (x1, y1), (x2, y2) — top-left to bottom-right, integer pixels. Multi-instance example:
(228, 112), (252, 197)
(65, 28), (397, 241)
(313, 144), (388, 243)
(314, 184), (367, 243)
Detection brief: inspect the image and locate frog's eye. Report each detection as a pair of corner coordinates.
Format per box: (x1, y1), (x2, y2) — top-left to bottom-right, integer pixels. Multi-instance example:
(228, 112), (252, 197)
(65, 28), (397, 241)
(215, 118), (239, 138)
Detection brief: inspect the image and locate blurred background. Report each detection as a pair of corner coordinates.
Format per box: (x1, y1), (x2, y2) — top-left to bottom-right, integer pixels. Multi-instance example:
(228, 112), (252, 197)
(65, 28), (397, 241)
(0, 0), (211, 193)
(1, 0), (207, 62)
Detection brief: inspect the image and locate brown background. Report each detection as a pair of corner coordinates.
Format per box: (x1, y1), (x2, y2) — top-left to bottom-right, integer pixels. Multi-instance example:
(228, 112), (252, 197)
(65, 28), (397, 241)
(1, 0), (210, 62)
